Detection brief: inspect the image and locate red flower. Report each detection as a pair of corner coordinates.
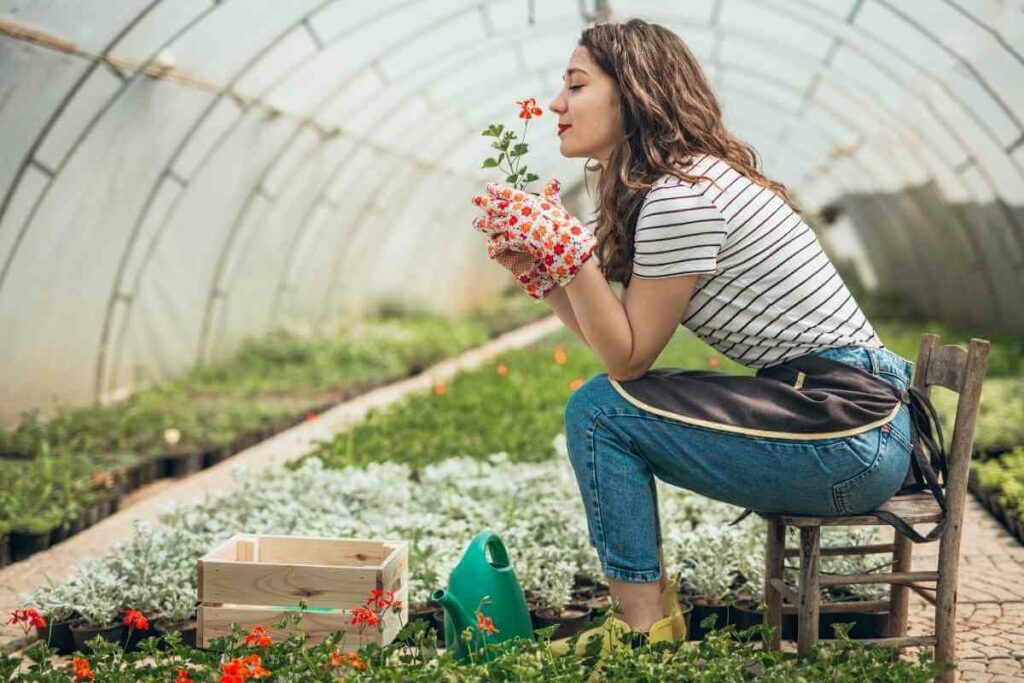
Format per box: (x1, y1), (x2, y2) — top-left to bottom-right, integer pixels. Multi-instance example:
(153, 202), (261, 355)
(7, 608), (46, 630)
(349, 606), (378, 628)
(305, 412), (318, 422)
(174, 667), (194, 683)
(516, 97), (543, 120)
(220, 654), (270, 681)
(476, 611), (498, 634)
(244, 625), (272, 647)
(122, 608), (149, 631)
(71, 657), (94, 681)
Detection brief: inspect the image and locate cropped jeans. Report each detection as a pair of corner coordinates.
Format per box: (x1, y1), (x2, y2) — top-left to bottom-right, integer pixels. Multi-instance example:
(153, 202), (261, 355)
(562, 345), (916, 583)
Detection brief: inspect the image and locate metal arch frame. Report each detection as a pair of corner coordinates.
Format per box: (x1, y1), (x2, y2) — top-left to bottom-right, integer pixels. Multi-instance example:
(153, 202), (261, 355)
(105, 1), (1024, 385)
(767, 0), (1024, 257)
(190, 0), (526, 367)
(114, 1), (1024, 374)
(101, 0), (450, 394)
(0, 0), (1011, 401)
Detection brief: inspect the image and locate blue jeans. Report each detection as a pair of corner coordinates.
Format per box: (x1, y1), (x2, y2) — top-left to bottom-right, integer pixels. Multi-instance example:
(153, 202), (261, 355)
(562, 345), (915, 583)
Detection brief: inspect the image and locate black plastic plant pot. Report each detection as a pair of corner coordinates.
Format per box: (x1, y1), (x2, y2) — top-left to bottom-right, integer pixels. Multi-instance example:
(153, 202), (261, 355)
(202, 447), (230, 468)
(160, 450), (204, 478)
(37, 619), (77, 655)
(819, 609), (890, 639)
(49, 523), (70, 545)
(731, 600), (798, 640)
(687, 602), (734, 641)
(409, 604), (443, 637)
(152, 619), (198, 650)
(70, 621), (125, 654)
(123, 625), (158, 652)
(533, 603), (593, 640)
(9, 528), (52, 562)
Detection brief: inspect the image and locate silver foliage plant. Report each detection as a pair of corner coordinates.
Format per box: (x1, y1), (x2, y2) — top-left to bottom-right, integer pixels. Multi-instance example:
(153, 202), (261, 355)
(27, 433), (886, 625)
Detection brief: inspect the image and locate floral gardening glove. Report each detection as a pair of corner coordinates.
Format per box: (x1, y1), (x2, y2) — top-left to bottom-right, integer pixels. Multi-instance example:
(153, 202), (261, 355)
(471, 180), (566, 301)
(471, 178), (597, 291)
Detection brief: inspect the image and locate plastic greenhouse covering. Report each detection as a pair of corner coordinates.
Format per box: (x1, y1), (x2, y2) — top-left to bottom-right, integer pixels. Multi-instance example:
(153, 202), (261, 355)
(1, 0), (1022, 426)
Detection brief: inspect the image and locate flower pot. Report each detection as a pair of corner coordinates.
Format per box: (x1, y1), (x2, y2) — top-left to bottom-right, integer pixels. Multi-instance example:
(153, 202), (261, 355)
(570, 585), (595, 601)
(152, 618), (197, 650)
(819, 608), (890, 640)
(731, 599), (797, 641)
(70, 621), (125, 654)
(124, 624), (158, 652)
(585, 592), (613, 613)
(49, 523), (70, 545)
(160, 449), (204, 478)
(36, 618), (77, 655)
(9, 527), (52, 562)
(409, 604), (443, 637)
(202, 447), (230, 468)
(533, 603), (593, 640)
(687, 600), (734, 641)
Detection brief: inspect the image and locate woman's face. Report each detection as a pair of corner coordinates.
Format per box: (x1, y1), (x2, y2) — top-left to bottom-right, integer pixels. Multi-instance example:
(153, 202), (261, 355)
(548, 46), (623, 166)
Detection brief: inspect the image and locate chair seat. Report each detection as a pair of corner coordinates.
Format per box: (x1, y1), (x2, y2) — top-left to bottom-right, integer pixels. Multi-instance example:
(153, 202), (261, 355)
(758, 491), (942, 528)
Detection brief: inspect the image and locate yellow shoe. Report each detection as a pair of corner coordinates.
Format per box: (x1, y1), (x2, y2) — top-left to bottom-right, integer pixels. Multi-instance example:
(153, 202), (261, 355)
(548, 614), (635, 658)
(651, 573), (688, 643)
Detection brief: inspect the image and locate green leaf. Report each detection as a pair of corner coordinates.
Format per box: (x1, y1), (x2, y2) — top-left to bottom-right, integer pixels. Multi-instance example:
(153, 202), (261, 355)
(524, 173), (539, 182)
(509, 143), (528, 157)
(482, 158), (499, 168)
(481, 123), (503, 137)
(505, 174), (518, 183)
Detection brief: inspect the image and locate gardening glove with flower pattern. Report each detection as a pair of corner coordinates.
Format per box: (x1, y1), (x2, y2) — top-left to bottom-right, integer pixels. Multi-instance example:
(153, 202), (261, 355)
(471, 178), (597, 292)
(471, 180), (566, 301)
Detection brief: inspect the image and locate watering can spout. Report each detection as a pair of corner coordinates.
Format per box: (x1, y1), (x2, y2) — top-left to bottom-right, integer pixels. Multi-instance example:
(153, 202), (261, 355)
(430, 588), (476, 639)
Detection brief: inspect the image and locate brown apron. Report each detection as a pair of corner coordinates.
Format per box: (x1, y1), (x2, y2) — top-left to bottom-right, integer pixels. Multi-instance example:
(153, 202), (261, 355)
(610, 354), (949, 543)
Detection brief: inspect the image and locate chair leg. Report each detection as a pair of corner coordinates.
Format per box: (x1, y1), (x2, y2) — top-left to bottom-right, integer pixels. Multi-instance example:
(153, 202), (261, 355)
(764, 517), (786, 650)
(888, 527), (913, 661)
(797, 527), (821, 657)
(934, 521), (962, 683)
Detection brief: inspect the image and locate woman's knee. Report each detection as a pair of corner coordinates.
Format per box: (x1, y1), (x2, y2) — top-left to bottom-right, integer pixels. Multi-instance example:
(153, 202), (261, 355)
(564, 372), (611, 424)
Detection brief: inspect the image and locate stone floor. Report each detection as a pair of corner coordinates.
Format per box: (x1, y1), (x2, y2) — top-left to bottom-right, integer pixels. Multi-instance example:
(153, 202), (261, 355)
(1, 315), (1022, 681)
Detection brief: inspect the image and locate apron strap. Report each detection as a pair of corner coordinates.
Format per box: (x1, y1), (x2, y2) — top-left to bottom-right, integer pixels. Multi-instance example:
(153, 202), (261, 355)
(729, 385), (950, 544)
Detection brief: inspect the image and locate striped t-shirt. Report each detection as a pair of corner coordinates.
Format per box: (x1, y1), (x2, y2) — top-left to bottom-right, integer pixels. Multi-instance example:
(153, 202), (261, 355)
(631, 153), (884, 368)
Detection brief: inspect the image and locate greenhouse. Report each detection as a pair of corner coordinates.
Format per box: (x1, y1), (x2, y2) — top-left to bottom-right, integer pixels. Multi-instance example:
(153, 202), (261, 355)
(1, 0), (1023, 681)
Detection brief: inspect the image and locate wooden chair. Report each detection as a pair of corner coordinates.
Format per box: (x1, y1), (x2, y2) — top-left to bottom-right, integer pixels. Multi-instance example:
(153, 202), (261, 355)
(759, 333), (990, 682)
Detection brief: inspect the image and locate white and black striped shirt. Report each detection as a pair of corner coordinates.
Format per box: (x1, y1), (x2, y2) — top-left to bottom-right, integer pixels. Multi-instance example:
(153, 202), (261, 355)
(632, 153), (884, 368)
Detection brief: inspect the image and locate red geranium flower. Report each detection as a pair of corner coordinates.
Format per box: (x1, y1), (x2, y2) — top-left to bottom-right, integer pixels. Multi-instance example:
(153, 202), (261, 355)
(122, 608), (149, 631)
(476, 611), (498, 634)
(174, 667), (194, 683)
(244, 624), (272, 647)
(516, 97), (543, 120)
(71, 657), (94, 681)
(7, 608), (46, 631)
(349, 606), (378, 628)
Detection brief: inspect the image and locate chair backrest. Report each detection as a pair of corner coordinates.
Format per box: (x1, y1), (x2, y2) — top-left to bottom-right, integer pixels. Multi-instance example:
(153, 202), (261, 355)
(906, 333), (990, 512)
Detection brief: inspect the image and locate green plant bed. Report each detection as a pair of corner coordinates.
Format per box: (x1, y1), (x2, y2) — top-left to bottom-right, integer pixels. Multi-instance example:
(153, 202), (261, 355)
(0, 609), (951, 681)
(971, 447), (1024, 545)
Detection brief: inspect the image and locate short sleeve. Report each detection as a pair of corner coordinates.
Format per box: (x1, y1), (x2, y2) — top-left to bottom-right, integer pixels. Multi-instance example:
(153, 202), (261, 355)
(632, 182), (728, 279)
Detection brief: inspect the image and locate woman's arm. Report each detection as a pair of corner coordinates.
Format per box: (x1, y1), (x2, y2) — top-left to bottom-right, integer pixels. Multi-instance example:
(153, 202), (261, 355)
(544, 285), (591, 348)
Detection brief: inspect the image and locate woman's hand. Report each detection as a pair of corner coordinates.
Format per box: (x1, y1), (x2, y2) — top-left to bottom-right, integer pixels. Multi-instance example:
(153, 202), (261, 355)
(471, 178), (597, 291)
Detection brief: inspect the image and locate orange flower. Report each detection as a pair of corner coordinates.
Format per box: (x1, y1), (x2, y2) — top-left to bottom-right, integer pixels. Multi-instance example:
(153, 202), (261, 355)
(707, 355), (721, 368)
(244, 624), (272, 647)
(122, 608), (149, 631)
(220, 654), (270, 682)
(433, 381), (447, 395)
(71, 657), (94, 681)
(174, 667), (194, 683)
(330, 650), (367, 670)
(305, 412), (318, 422)
(476, 611), (498, 634)
(516, 97), (543, 120)
(496, 363), (508, 377)
(553, 347), (567, 365)
(569, 378), (584, 392)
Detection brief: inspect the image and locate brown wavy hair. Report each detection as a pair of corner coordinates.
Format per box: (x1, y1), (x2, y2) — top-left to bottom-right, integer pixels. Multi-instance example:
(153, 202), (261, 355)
(577, 18), (804, 287)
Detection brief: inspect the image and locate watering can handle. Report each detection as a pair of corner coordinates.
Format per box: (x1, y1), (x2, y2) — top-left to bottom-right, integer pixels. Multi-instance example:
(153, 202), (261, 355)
(470, 530), (511, 569)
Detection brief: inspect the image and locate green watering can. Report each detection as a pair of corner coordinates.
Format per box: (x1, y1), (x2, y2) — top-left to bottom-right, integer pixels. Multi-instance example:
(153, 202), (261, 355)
(430, 530), (534, 662)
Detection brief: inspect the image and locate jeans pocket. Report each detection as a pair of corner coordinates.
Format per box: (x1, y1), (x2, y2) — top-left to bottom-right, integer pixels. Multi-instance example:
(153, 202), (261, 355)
(831, 421), (906, 515)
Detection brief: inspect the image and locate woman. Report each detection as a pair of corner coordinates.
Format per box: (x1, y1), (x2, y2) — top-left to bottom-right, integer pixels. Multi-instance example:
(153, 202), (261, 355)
(471, 19), (928, 653)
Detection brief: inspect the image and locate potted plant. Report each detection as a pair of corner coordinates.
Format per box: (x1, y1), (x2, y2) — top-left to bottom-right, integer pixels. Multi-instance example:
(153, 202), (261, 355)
(68, 592), (123, 654)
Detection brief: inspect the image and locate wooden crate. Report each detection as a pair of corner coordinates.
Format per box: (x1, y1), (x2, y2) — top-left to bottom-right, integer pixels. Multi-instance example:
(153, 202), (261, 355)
(197, 534), (408, 650)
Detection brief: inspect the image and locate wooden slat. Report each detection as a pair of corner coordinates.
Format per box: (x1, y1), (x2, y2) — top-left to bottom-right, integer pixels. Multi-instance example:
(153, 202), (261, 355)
(769, 578), (799, 605)
(198, 559), (379, 607)
(911, 584), (937, 606)
(820, 571), (939, 587)
(778, 492), (942, 527)
(923, 344), (968, 392)
(818, 634), (937, 649)
(783, 543), (894, 558)
(236, 539), (255, 562)
(257, 535), (394, 566)
(781, 600), (890, 614)
(797, 528), (821, 656)
(198, 581), (408, 649)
